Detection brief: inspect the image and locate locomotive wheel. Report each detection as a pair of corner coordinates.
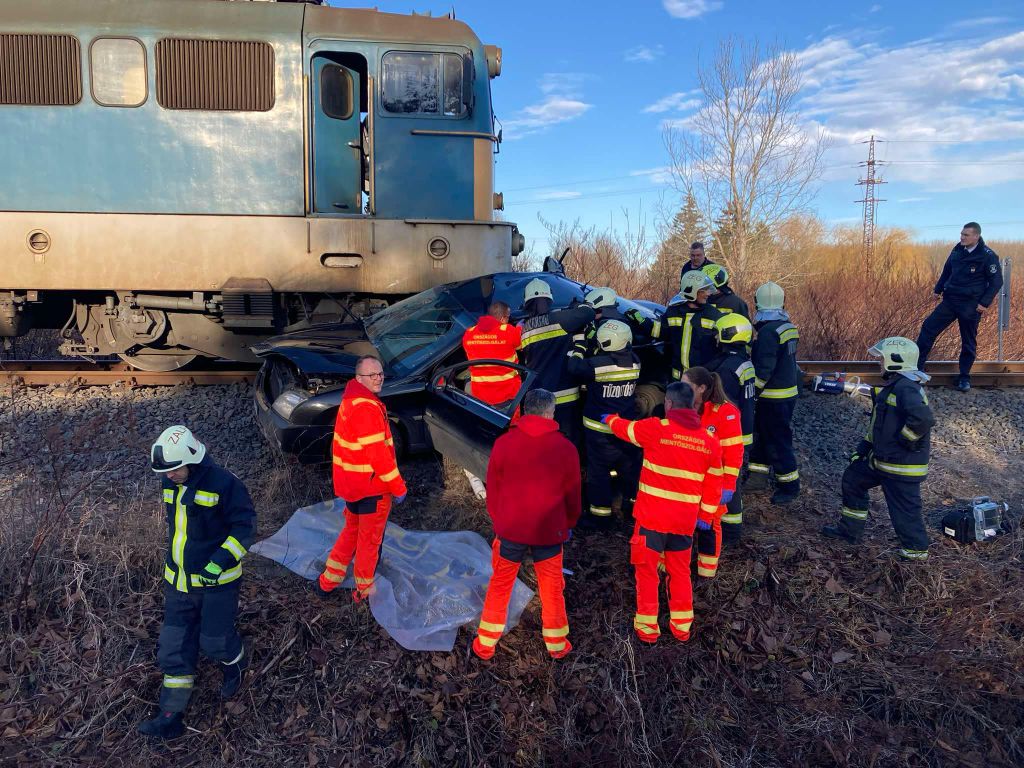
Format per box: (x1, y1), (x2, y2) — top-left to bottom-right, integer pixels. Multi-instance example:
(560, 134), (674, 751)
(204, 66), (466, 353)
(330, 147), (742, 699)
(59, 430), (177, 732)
(118, 351), (197, 372)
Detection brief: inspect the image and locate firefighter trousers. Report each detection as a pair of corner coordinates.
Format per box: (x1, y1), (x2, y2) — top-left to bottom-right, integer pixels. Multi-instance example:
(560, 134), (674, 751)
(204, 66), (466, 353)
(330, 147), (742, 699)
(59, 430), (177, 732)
(837, 458), (929, 559)
(157, 581), (243, 713)
(749, 399), (799, 493)
(473, 540), (570, 659)
(916, 298), (982, 379)
(319, 495), (392, 599)
(631, 526), (694, 642)
(583, 429), (640, 520)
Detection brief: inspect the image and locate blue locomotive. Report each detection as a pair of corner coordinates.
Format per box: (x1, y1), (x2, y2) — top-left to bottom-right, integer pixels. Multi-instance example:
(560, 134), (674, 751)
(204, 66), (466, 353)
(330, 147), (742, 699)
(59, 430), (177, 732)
(0, 0), (520, 369)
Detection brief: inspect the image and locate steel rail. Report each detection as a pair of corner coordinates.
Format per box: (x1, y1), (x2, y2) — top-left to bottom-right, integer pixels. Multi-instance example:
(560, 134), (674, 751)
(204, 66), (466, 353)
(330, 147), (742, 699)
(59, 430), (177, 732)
(0, 360), (258, 387)
(800, 360), (1024, 387)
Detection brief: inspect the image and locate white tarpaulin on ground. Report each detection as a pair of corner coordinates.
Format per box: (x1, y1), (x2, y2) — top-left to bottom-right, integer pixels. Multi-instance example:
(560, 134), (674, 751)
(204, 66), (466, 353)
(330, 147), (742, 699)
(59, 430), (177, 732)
(250, 499), (533, 651)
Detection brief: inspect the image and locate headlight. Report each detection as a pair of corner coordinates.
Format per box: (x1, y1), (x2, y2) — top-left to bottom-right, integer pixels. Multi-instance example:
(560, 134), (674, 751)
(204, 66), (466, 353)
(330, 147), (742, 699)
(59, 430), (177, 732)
(272, 389), (311, 420)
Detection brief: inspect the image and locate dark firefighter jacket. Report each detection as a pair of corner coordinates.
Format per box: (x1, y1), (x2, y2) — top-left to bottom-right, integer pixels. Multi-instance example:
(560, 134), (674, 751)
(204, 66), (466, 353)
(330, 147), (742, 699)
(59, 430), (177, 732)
(857, 375), (934, 481)
(518, 304), (596, 406)
(567, 342), (641, 433)
(934, 237), (1003, 307)
(752, 319), (800, 400)
(648, 301), (723, 381)
(162, 455), (256, 592)
(710, 287), (750, 320)
(707, 348), (756, 445)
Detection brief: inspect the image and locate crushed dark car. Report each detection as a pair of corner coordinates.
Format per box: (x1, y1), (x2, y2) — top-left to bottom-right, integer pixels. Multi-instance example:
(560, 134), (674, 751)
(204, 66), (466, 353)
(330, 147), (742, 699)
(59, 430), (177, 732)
(252, 269), (665, 478)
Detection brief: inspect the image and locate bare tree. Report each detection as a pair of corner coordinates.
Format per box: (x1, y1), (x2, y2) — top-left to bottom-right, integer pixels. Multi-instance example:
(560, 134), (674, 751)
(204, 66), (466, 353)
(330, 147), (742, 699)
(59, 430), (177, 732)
(665, 38), (828, 282)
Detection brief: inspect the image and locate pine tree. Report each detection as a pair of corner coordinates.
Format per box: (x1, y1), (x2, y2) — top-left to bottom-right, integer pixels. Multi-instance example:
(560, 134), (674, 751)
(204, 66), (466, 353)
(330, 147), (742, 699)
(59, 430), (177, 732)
(649, 194), (706, 303)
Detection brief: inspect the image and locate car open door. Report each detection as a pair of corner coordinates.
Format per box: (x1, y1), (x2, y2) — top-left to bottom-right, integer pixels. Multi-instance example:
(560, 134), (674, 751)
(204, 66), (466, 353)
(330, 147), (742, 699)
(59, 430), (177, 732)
(423, 360), (535, 480)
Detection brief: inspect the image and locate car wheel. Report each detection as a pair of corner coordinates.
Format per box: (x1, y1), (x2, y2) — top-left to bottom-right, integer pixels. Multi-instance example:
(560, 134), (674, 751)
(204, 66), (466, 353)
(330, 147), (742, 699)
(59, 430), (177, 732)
(634, 383), (664, 418)
(389, 419), (408, 461)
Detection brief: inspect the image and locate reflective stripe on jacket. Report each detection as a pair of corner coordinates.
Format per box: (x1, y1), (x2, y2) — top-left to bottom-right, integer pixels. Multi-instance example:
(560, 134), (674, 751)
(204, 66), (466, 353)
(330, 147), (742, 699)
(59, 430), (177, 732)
(707, 349), (756, 445)
(862, 375), (934, 481)
(332, 379), (407, 502)
(567, 344), (640, 431)
(462, 316), (522, 405)
(651, 301), (723, 379)
(607, 408), (723, 534)
(162, 456), (255, 593)
(699, 401), (744, 491)
(752, 319), (800, 399)
(518, 304), (595, 397)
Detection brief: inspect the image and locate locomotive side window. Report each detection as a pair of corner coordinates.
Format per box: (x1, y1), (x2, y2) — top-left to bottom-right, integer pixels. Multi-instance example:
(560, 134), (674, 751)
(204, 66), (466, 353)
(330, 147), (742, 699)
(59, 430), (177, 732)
(0, 33), (82, 106)
(381, 51), (469, 117)
(155, 38), (274, 111)
(320, 64), (353, 120)
(90, 38), (147, 107)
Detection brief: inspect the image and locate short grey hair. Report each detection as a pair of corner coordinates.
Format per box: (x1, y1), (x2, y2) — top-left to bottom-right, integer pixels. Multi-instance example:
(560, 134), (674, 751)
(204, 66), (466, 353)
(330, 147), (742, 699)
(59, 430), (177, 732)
(523, 388), (556, 416)
(355, 354), (382, 373)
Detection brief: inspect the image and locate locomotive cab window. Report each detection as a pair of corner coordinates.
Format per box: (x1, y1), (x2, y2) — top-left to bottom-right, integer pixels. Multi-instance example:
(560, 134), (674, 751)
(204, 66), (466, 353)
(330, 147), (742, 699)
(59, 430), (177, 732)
(381, 51), (471, 117)
(90, 38), (147, 107)
(320, 64), (353, 120)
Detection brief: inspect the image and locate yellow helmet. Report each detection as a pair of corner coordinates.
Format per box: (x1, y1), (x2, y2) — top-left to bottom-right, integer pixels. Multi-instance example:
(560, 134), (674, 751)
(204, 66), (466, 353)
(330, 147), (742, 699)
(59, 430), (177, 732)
(701, 263), (729, 290)
(679, 270), (715, 302)
(714, 313), (753, 346)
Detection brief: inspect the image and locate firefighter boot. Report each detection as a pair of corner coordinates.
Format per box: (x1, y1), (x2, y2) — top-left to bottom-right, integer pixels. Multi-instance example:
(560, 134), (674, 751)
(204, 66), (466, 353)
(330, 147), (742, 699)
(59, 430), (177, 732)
(821, 524), (861, 544)
(138, 710), (185, 740)
(220, 648), (248, 699)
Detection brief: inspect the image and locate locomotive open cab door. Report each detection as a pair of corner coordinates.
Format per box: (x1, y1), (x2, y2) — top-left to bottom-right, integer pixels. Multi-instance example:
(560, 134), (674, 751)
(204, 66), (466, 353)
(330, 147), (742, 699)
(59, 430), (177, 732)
(311, 55), (364, 215)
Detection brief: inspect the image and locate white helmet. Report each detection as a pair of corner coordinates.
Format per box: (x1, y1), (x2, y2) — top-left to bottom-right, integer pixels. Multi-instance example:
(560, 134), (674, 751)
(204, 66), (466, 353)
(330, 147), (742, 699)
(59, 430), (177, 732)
(585, 287), (617, 310)
(679, 270), (715, 302)
(754, 282), (785, 311)
(151, 425), (206, 473)
(596, 320), (632, 352)
(869, 337), (920, 373)
(524, 278), (553, 303)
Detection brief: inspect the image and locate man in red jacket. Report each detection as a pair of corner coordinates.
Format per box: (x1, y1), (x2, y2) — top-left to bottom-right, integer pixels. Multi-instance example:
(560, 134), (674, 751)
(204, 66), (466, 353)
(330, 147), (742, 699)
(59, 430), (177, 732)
(463, 301), (522, 407)
(472, 389), (582, 660)
(319, 356), (407, 602)
(606, 381), (722, 643)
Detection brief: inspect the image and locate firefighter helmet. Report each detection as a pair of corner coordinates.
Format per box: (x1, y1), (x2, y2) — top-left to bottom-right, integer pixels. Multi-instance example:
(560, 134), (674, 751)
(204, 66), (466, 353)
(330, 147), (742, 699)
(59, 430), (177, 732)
(585, 287), (617, 310)
(701, 263), (730, 290)
(679, 270), (715, 302)
(151, 425), (206, 473)
(754, 281), (785, 310)
(596, 320), (632, 352)
(524, 278), (553, 302)
(715, 313), (753, 346)
(868, 337), (920, 373)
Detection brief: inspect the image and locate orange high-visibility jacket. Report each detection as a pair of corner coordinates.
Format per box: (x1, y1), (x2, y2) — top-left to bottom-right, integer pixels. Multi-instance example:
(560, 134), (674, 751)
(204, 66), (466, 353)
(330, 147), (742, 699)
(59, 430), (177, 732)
(699, 401), (743, 492)
(332, 379), (407, 501)
(608, 408), (723, 534)
(462, 315), (522, 405)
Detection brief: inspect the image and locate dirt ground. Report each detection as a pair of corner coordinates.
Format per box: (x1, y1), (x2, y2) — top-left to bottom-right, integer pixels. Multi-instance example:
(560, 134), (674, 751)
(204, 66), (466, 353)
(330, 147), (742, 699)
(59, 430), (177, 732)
(1, 382), (1022, 767)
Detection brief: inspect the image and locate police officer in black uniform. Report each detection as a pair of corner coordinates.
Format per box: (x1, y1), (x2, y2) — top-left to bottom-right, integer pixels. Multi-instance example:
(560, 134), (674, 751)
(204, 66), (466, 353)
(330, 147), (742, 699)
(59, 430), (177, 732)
(568, 320), (641, 531)
(518, 278), (596, 445)
(748, 282), (801, 504)
(916, 222), (1002, 391)
(702, 264), (750, 320)
(822, 337), (934, 561)
(139, 426), (256, 740)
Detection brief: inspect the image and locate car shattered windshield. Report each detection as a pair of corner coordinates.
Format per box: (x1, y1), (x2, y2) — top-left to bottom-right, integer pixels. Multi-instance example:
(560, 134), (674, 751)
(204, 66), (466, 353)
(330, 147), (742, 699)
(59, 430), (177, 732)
(363, 281), (487, 377)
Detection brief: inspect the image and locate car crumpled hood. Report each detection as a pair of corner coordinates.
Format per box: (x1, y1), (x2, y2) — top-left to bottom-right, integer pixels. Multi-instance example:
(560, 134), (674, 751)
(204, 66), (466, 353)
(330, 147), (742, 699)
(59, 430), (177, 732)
(251, 324), (376, 376)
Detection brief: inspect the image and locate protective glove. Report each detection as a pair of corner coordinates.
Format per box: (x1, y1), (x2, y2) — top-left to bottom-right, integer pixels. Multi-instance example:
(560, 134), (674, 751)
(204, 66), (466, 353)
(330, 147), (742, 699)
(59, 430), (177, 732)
(197, 562), (222, 587)
(566, 529), (573, 542)
(600, 413), (615, 424)
(625, 308), (646, 325)
(695, 519), (712, 531)
(720, 490), (734, 504)
(393, 492), (407, 506)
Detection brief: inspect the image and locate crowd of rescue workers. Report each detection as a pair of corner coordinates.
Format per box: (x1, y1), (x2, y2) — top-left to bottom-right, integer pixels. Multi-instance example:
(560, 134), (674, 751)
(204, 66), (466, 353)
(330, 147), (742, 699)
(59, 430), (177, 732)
(136, 224), (1004, 739)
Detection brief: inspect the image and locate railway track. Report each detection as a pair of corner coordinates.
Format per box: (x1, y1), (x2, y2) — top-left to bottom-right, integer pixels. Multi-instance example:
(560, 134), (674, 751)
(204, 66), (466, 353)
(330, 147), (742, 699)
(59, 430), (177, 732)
(0, 360), (258, 387)
(1, 359), (1023, 388)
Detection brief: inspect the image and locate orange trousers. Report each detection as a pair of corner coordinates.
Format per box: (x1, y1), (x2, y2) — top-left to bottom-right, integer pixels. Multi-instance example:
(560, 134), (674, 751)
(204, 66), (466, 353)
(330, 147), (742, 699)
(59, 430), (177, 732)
(631, 526), (694, 643)
(319, 495), (391, 600)
(695, 512), (724, 579)
(473, 539), (571, 660)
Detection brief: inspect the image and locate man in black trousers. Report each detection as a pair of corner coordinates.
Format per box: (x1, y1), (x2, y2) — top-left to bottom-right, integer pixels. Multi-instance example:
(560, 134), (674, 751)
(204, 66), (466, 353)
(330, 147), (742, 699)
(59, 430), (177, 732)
(916, 222), (1002, 392)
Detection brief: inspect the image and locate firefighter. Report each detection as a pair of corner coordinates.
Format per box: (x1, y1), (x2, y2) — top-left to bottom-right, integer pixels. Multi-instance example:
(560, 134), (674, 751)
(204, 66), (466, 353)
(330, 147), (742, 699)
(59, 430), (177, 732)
(139, 426), (255, 740)
(702, 264), (750, 319)
(605, 382), (723, 643)
(582, 287), (624, 354)
(681, 367), (744, 577)
(568, 319), (641, 531)
(518, 278), (596, 444)
(319, 355), (407, 601)
(822, 338), (934, 561)
(626, 270), (723, 382)
(747, 282), (801, 505)
(461, 301), (523, 498)
(473, 389), (581, 660)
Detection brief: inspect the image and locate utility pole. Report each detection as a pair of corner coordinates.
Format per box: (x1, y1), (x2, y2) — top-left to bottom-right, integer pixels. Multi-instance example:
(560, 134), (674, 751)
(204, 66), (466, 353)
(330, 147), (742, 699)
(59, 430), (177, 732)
(856, 135), (886, 266)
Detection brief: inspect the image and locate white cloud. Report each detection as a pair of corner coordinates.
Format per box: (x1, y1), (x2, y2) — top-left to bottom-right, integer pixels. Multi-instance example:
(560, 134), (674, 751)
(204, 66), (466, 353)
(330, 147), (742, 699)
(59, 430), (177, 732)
(625, 44), (665, 63)
(504, 73), (593, 139)
(868, 4), (882, 12)
(643, 90), (702, 113)
(631, 166), (674, 184)
(663, 0), (723, 19)
(533, 190), (583, 201)
(896, 197), (930, 203)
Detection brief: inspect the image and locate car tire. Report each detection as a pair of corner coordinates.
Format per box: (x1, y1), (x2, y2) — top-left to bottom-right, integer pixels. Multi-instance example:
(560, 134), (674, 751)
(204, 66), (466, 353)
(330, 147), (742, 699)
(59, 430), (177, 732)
(634, 383), (664, 418)
(389, 418), (407, 461)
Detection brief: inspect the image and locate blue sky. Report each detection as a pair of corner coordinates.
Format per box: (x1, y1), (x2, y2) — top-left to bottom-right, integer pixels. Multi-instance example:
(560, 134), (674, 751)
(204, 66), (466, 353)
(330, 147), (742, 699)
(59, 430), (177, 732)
(333, 0), (1024, 254)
